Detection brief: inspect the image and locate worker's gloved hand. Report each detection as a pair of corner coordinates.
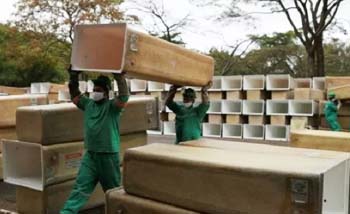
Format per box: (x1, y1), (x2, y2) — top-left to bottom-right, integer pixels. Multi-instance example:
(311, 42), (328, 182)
(113, 72), (126, 81)
(332, 98), (339, 105)
(169, 85), (181, 92)
(67, 65), (81, 79)
(201, 81), (213, 93)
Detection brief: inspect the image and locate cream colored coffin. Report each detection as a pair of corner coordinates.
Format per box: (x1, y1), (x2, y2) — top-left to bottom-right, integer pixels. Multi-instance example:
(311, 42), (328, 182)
(0, 85), (28, 95)
(120, 96), (159, 134)
(325, 76), (350, 89)
(0, 94), (48, 128)
(16, 180), (104, 214)
(16, 96), (158, 144)
(290, 129), (350, 152)
(106, 188), (199, 214)
(293, 88), (324, 100)
(2, 140), (84, 190)
(2, 132), (146, 190)
(16, 103), (84, 144)
(71, 24), (214, 86)
(320, 116), (350, 130)
(328, 84), (350, 100)
(124, 143), (350, 214)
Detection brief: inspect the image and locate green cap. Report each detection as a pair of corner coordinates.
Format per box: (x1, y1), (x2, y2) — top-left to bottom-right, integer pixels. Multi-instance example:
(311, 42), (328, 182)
(183, 88), (196, 99)
(328, 91), (336, 99)
(93, 75), (112, 92)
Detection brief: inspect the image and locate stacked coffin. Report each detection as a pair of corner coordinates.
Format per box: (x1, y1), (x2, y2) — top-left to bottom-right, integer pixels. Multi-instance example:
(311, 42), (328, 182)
(1, 95), (159, 213)
(107, 139), (350, 214)
(0, 94), (48, 179)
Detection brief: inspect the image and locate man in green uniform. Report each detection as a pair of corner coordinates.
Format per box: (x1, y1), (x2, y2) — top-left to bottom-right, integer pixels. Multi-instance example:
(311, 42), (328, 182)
(165, 82), (211, 144)
(324, 91), (341, 131)
(60, 67), (129, 214)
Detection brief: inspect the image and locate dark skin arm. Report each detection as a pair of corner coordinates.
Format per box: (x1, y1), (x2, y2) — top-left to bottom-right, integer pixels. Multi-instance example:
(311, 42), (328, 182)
(67, 65), (82, 105)
(164, 85), (181, 107)
(201, 81), (212, 104)
(113, 72), (129, 108)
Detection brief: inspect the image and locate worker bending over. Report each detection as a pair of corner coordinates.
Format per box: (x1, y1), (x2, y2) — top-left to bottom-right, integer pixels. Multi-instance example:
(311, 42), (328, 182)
(324, 91), (341, 131)
(60, 67), (129, 214)
(165, 82), (212, 144)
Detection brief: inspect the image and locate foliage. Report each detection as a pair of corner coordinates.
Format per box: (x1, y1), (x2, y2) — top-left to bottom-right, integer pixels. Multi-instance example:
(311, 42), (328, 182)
(0, 24), (69, 87)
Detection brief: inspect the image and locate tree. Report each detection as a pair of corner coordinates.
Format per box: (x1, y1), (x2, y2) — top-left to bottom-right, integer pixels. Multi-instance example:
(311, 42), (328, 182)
(127, 0), (190, 44)
(0, 24), (68, 87)
(14, 0), (135, 43)
(196, 0), (345, 77)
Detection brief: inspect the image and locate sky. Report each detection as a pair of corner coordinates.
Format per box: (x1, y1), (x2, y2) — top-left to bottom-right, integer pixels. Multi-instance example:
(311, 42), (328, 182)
(1, 0), (350, 52)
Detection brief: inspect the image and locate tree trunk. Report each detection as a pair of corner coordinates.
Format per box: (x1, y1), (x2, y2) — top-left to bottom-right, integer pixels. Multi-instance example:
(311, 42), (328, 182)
(306, 50), (316, 78)
(314, 35), (325, 77)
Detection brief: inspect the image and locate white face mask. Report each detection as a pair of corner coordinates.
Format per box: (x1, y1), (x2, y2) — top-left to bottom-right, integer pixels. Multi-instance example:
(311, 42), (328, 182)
(90, 92), (105, 101)
(184, 102), (193, 108)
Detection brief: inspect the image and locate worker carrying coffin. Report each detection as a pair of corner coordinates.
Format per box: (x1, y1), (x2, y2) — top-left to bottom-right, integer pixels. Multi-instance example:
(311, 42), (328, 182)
(324, 91), (342, 131)
(60, 66), (129, 214)
(164, 82), (212, 144)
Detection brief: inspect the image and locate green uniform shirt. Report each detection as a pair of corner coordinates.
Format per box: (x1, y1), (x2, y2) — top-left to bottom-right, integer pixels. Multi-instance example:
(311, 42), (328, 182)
(77, 95), (129, 153)
(167, 101), (209, 144)
(324, 101), (338, 120)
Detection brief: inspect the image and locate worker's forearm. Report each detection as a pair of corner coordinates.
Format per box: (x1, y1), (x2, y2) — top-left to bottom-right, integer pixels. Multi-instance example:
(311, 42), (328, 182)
(68, 72), (81, 100)
(165, 90), (176, 105)
(201, 91), (209, 104)
(116, 78), (129, 96)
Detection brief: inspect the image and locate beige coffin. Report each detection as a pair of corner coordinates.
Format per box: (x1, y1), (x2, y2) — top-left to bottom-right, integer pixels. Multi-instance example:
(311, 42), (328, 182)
(16, 103), (84, 144)
(246, 90), (265, 100)
(328, 84), (350, 100)
(71, 24), (214, 86)
(124, 143), (350, 214)
(2, 132), (146, 190)
(293, 88), (324, 101)
(2, 140), (84, 190)
(290, 129), (350, 152)
(0, 85), (28, 95)
(0, 94), (48, 128)
(106, 188), (199, 214)
(16, 96), (158, 144)
(325, 76), (350, 89)
(16, 180), (104, 214)
(270, 115), (289, 125)
(120, 96), (159, 134)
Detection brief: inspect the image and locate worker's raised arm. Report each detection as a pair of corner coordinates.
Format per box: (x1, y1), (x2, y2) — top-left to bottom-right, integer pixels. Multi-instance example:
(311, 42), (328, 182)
(67, 65), (82, 105)
(201, 81), (212, 104)
(113, 72), (129, 109)
(165, 85), (180, 106)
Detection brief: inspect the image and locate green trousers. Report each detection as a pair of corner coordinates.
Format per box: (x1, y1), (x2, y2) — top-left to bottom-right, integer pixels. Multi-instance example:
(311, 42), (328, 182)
(60, 151), (120, 214)
(326, 116), (341, 131)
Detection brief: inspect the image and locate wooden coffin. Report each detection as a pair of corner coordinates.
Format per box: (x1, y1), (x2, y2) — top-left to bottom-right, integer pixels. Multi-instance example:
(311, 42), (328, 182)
(325, 76), (350, 89)
(293, 88), (324, 101)
(2, 132), (147, 190)
(16, 180), (104, 214)
(71, 24), (214, 86)
(0, 85), (28, 95)
(16, 103), (84, 144)
(106, 188), (199, 214)
(0, 127), (16, 153)
(0, 94), (48, 128)
(124, 143), (350, 214)
(328, 84), (350, 100)
(2, 140), (84, 190)
(16, 96), (158, 144)
(319, 101), (350, 116)
(290, 129), (350, 152)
